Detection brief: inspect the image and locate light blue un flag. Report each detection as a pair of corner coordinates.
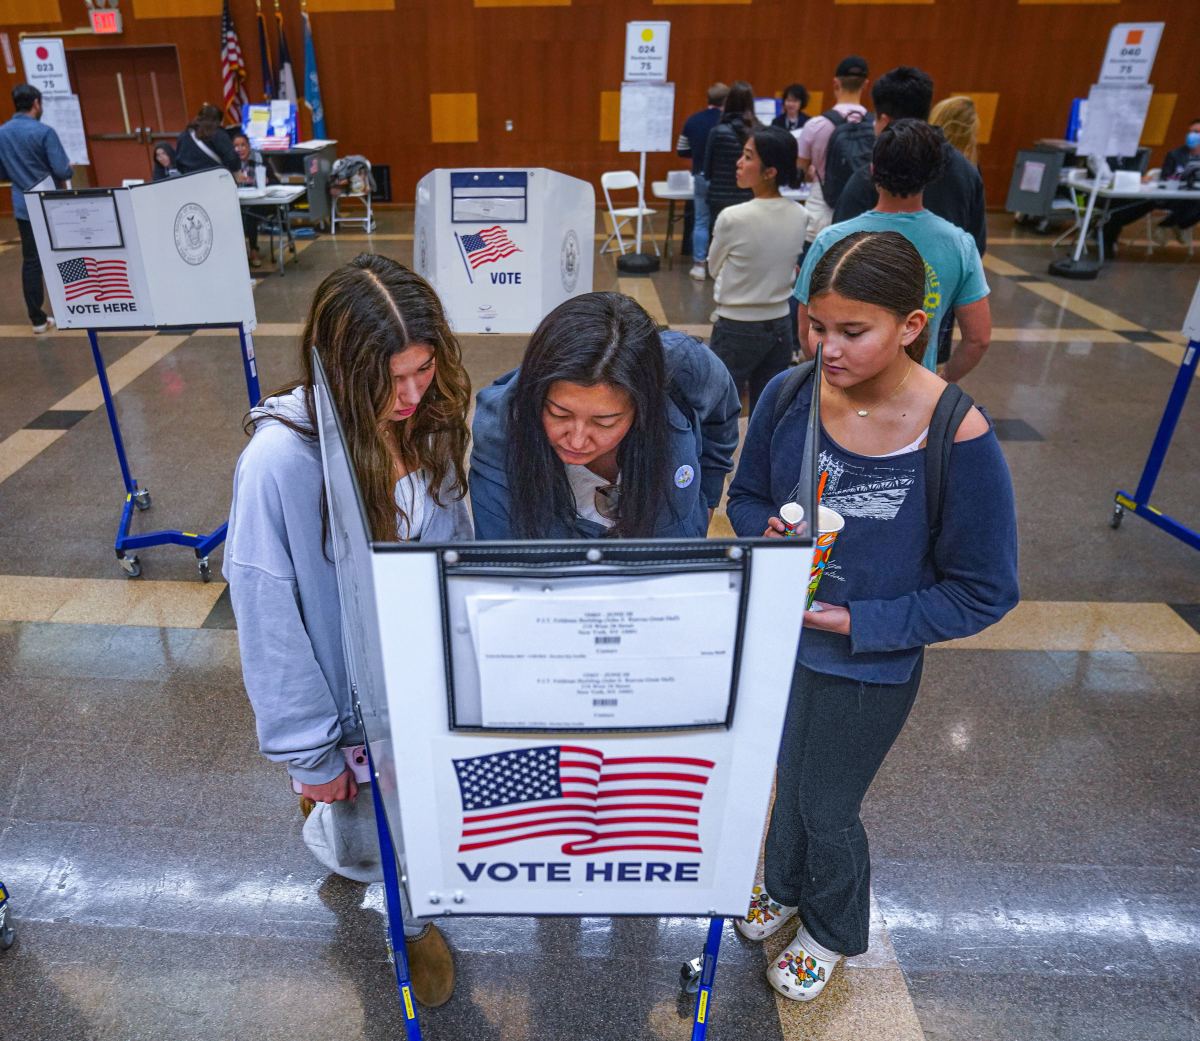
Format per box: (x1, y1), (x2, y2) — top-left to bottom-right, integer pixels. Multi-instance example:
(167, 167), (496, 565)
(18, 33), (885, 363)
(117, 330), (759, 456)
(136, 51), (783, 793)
(303, 13), (326, 137)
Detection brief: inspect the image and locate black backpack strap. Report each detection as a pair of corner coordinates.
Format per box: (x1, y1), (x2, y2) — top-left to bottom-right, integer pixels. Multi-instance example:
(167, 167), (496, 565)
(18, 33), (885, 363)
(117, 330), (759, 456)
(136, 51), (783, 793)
(821, 108), (846, 127)
(771, 361), (816, 429)
(924, 384), (975, 545)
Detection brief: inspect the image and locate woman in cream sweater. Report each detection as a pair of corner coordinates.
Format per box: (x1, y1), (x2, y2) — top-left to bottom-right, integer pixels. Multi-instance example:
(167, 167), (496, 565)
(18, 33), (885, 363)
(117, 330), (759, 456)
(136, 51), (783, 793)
(707, 125), (809, 411)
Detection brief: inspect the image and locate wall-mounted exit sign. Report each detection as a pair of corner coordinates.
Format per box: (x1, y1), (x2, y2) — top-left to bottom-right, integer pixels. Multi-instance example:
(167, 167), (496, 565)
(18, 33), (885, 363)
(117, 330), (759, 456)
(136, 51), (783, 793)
(89, 9), (123, 34)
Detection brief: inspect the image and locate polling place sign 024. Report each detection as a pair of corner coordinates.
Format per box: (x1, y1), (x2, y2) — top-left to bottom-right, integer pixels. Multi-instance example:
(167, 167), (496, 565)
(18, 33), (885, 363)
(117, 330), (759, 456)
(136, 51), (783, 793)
(625, 22), (669, 83)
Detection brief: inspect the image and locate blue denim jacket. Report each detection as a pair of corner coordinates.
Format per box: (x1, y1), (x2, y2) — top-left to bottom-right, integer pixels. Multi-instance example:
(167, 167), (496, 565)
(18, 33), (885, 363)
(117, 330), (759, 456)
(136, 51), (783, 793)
(0, 113), (72, 220)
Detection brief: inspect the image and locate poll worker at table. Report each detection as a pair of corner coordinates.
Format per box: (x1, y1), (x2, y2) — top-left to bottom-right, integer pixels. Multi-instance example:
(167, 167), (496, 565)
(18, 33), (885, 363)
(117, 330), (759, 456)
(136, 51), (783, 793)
(796, 120), (991, 382)
(772, 83), (810, 133)
(707, 126), (809, 411)
(174, 103), (239, 175)
(470, 291), (740, 539)
(151, 143), (181, 180)
(231, 131), (279, 269)
(1101, 118), (1200, 256)
(224, 254), (471, 1008)
(0, 83), (73, 334)
(727, 230), (1018, 1005)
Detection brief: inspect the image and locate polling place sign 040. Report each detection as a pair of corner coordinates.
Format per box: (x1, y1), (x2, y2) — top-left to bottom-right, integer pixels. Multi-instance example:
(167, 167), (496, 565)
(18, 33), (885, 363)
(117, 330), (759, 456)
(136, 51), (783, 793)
(1099, 22), (1164, 86)
(19, 38), (70, 96)
(625, 21), (669, 83)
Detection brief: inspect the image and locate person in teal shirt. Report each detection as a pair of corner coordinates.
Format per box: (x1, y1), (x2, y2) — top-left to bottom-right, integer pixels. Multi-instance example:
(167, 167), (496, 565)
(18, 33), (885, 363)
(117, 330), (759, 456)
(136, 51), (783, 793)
(794, 119), (991, 381)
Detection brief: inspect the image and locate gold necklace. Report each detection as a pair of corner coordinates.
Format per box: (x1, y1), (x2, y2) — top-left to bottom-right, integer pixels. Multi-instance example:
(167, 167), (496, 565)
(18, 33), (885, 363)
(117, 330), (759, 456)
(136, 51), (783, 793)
(841, 362), (913, 418)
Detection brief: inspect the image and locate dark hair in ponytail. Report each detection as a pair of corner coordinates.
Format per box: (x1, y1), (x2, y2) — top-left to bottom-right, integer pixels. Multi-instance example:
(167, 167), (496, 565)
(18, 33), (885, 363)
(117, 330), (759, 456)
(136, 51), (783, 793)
(809, 231), (930, 362)
(508, 292), (670, 539)
(750, 125), (800, 189)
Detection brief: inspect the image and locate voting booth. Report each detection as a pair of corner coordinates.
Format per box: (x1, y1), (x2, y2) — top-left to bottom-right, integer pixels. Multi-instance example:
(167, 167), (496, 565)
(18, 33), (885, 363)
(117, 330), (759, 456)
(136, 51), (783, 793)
(314, 351), (819, 1038)
(413, 168), (594, 334)
(25, 170), (259, 578)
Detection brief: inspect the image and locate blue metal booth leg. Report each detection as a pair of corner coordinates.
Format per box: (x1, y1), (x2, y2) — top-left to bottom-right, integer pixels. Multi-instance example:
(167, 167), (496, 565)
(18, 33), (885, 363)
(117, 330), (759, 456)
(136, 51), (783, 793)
(690, 916), (724, 1040)
(365, 742), (424, 1040)
(1112, 338), (1200, 550)
(88, 323), (263, 578)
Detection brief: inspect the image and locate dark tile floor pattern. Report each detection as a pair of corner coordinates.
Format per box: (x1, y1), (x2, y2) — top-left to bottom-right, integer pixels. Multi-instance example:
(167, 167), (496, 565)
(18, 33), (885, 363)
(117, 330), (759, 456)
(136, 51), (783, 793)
(0, 212), (1198, 1041)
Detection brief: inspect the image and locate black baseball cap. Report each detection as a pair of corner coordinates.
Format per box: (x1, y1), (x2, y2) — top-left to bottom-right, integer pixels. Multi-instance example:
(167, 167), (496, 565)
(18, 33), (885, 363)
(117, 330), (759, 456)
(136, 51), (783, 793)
(835, 56), (869, 78)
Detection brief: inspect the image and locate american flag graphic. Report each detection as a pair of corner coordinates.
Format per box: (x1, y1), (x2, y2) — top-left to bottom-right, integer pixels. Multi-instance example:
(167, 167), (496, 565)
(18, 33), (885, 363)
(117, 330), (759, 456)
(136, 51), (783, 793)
(454, 745), (714, 856)
(220, 0), (249, 126)
(460, 226), (521, 269)
(56, 257), (133, 302)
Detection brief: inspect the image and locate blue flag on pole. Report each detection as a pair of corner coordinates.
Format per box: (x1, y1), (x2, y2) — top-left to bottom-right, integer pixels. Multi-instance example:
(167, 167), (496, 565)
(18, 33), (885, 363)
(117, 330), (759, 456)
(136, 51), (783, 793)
(257, 11), (275, 101)
(302, 12), (326, 137)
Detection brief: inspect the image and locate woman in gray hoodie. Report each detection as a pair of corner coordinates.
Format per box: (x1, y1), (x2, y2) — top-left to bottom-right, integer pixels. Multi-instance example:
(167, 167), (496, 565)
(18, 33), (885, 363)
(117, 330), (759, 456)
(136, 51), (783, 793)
(223, 254), (471, 1006)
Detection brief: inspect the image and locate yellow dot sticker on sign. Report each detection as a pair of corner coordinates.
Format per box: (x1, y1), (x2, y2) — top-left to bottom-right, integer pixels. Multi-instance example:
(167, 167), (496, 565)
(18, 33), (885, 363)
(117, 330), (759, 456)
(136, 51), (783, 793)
(641, 28), (654, 41)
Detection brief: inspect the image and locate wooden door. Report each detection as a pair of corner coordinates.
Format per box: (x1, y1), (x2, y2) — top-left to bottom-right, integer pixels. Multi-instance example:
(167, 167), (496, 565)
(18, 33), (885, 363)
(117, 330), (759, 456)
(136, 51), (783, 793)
(70, 46), (186, 187)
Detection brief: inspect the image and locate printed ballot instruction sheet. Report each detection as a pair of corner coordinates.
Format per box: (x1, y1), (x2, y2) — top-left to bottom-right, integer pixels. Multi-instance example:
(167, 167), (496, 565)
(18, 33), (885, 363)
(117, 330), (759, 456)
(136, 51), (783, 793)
(465, 575), (740, 729)
(41, 192), (122, 250)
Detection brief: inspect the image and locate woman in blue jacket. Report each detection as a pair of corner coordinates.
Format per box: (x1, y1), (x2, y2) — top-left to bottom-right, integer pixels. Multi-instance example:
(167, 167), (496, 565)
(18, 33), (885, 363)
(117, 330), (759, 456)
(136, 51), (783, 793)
(470, 291), (740, 539)
(727, 231), (1018, 1003)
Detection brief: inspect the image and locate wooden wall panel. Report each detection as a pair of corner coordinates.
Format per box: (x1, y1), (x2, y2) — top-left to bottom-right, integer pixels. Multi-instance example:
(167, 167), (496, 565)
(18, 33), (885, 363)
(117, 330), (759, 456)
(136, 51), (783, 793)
(0, 0), (60, 25)
(0, 0), (1194, 209)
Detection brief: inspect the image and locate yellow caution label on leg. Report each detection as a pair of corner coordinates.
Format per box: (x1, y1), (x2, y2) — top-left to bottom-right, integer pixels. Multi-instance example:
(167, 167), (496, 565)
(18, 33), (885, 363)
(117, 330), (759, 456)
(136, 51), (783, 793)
(402, 985), (414, 1019)
(697, 989), (708, 1023)
(1115, 494), (1137, 511)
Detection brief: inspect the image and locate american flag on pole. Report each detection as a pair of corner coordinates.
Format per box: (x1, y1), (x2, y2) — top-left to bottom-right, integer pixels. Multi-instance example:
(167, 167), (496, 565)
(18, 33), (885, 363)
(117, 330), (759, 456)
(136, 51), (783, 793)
(454, 745), (714, 856)
(459, 226), (521, 269)
(220, 0), (248, 126)
(56, 257), (133, 302)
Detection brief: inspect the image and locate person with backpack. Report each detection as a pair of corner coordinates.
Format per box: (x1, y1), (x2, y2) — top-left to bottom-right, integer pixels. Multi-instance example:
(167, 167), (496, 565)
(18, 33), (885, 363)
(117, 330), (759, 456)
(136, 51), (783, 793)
(833, 67), (987, 256)
(796, 119), (991, 380)
(794, 56), (871, 246)
(726, 229), (1018, 1004)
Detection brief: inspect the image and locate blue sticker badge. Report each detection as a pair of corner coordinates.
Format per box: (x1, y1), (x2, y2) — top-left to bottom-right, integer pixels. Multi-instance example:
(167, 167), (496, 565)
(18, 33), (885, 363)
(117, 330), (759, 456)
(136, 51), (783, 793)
(674, 465), (695, 489)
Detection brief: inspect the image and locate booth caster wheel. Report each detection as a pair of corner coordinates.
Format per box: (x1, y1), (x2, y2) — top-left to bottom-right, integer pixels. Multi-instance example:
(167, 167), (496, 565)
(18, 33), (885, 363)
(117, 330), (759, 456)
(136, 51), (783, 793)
(1110, 505), (1125, 529)
(197, 557), (212, 582)
(119, 555), (141, 578)
(133, 488), (151, 511)
(680, 956), (703, 994)
(0, 924), (13, 951)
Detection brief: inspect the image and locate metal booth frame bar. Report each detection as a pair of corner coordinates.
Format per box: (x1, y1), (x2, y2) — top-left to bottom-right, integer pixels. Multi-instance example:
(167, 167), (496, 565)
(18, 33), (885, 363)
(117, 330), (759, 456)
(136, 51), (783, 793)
(87, 321), (261, 580)
(1111, 337), (1200, 550)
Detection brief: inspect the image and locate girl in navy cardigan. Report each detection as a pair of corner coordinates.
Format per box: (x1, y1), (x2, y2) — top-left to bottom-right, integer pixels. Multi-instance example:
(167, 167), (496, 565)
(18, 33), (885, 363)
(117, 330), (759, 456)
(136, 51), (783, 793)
(726, 230), (1018, 1003)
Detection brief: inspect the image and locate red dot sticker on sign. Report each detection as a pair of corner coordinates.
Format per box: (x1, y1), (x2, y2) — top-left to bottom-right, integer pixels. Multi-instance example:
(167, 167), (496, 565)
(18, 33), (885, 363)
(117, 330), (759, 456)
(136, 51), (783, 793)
(36, 46), (49, 59)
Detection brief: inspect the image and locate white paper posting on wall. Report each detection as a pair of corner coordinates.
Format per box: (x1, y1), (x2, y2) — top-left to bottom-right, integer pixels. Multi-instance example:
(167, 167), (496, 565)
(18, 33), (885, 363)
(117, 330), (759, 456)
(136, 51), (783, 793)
(41, 193), (122, 250)
(467, 589), (740, 729)
(1076, 84), (1153, 159)
(619, 82), (676, 153)
(40, 94), (90, 166)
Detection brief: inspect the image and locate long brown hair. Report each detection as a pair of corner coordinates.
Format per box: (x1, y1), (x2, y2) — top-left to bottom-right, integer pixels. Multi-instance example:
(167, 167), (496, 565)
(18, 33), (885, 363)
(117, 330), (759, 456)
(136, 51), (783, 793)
(258, 253), (470, 542)
(809, 231), (930, 362)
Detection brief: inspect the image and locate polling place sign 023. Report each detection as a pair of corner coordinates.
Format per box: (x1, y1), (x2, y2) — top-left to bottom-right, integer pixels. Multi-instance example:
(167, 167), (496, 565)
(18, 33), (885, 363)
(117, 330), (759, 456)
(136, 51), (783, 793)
(625, 22), (669, 83)
(19, 38), (70, 96)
